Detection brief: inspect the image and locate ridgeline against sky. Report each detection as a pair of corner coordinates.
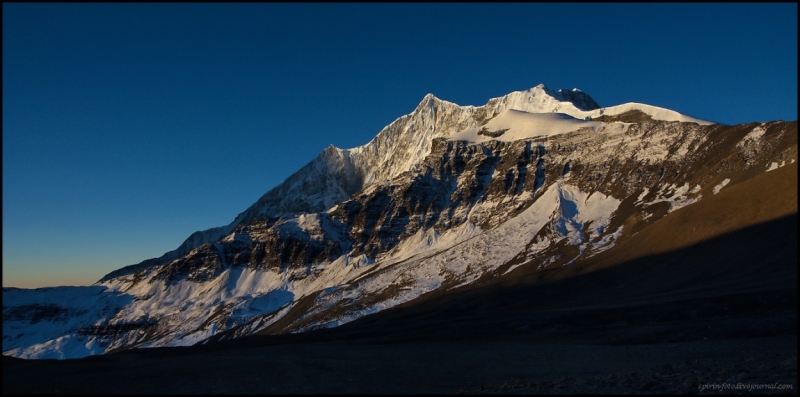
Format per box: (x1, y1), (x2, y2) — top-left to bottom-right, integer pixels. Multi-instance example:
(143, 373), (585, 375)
(3, 3), (797, 288)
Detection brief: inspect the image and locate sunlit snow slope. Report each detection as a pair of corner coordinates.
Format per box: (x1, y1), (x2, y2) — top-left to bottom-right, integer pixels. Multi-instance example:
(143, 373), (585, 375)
(4, 85), (795, 360)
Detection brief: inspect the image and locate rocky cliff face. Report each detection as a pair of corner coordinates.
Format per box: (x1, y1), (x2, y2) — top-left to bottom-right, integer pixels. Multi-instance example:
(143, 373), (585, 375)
(4, 85), (796, 359)
(103, 85), (605, 279)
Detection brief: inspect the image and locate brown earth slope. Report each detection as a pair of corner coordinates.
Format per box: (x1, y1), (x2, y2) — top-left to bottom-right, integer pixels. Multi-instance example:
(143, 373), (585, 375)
(3, 164), (797, 394)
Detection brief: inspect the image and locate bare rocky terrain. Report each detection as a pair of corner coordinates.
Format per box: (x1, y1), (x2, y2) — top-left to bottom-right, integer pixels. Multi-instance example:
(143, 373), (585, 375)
(4, 163), (796, 394)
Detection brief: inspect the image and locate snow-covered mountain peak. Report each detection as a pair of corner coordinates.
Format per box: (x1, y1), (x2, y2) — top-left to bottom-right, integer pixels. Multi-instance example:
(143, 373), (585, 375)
(6, 80), (795, 361)
(415, 92), (464, 113)
(484, 84), (601, 118)
(415, 84), (600, 117)
(100, 85), (716, 286)
(323, 143), (346, 156)
(220, 86), (607, 226)
(418, 92), (437, 104)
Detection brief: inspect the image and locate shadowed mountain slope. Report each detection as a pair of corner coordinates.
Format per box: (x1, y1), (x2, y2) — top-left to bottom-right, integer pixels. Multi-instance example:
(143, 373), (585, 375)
(4, 161), (796, 395)
(276, 161), (797, 342)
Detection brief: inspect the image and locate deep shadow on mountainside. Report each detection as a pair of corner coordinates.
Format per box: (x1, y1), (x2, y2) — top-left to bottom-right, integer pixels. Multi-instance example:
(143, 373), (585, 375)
(4, 164), (797, 394)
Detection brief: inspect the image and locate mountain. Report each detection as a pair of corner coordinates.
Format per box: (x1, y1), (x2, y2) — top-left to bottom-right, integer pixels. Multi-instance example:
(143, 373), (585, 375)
(3, 84), (796, 360)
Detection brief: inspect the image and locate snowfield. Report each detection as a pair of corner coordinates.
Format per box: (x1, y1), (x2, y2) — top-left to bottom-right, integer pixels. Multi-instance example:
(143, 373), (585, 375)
(449, 110), (610, 143)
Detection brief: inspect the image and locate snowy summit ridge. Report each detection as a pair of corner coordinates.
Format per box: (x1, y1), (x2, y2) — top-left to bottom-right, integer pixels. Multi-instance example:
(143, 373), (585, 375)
(101, 84), (714, 281)
(9, 82), (789, 363)
(215, 83), (710, 225)
(109, 84), (613, 269)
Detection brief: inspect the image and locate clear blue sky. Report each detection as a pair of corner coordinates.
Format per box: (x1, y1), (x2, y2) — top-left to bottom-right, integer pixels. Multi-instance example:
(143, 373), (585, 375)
(3, 3), (797, 288)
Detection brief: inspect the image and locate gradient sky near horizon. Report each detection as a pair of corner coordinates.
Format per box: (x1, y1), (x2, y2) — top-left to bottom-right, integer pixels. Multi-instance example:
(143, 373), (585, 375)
(3, 3), (797, 288)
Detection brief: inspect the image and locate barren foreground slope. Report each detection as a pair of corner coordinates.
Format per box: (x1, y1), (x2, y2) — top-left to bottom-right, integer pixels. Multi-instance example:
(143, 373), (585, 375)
(3, 164), (796, 394)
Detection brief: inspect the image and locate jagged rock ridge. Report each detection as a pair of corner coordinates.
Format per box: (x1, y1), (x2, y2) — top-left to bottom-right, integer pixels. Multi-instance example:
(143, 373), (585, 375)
(3, 85), (796, 359)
